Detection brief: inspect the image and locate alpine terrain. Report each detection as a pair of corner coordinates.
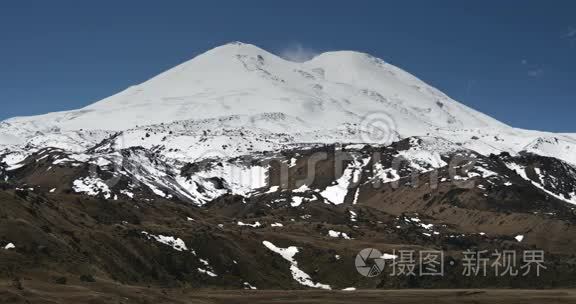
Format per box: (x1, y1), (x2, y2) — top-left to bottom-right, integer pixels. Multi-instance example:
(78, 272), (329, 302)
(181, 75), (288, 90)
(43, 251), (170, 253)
(1, 42), (576, 302)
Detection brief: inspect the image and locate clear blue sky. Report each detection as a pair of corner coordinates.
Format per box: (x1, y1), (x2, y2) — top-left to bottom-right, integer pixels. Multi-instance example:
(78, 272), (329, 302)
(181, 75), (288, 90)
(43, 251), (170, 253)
(1, 1), (575, 132)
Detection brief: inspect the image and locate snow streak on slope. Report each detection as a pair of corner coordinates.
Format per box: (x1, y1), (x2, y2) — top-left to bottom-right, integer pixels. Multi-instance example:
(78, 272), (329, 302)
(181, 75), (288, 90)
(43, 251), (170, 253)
(262, 240), (331, 290)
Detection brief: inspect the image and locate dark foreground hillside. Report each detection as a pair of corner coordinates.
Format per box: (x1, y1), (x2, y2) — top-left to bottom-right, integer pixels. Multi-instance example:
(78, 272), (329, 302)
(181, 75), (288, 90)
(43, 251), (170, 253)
(2, 141), (576, 303)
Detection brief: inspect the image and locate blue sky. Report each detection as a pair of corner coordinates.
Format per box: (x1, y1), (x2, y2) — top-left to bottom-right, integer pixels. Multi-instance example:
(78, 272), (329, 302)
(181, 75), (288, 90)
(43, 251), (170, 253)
(1, 1), (575, 132)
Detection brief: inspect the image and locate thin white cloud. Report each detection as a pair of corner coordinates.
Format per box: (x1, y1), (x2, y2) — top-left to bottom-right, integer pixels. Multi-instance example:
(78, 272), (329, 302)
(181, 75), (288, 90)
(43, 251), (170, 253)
(565, 27), (576, 38)
(528, 68), (544, 78)
(521, 59), (544, 78)
(279, 44), (319, 62)
(465, 79), (476, 96)
(563, 27), (576, 47)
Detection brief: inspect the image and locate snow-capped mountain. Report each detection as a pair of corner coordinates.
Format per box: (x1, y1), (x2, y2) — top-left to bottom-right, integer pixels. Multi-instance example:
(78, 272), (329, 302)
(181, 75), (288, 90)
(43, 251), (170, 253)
(2, 42), (504, 132)
(3, 43), (576, 293)
(2, 42), (574, 159)
(1, 42), (576, 207)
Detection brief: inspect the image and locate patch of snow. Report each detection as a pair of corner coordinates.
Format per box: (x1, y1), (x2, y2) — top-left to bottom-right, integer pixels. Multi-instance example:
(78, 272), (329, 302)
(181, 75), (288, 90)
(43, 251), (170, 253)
(373, 164), (400, 183)
(351, 188), (360, 205)
(141, 231), (188, 252)
(381, 253), (398, 260)
(262, 240), (331, 290)
(266, 185), (279, 193)
(120, 189), (134, 198)
(73, 177), (112, 199)
(346, 144), (366, 150)
(197, 268), (218, 277)
(320, 156), (370, 205)
(291, 196), (304, 207)
(237, 221), (262, 228)
(194, 256), (218, 277)
(293, 184), (310, 193)
(349, 210), (358, 222)
(327, 230), (351, 239)
(320, 167), (353, 204)
(397, 149), (447, 172)
(420, 223), (434, 230)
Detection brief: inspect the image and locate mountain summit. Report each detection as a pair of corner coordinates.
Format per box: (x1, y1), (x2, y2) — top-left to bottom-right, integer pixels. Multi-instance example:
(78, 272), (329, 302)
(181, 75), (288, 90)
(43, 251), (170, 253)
(4, 42), (503, 131)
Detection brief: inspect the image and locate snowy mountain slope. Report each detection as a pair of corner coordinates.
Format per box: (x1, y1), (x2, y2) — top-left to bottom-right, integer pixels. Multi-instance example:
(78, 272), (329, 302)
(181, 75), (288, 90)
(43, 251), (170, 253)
(1, 42), (575, 168)
(522, 136), (576, 166)
(2, 42), (505, 135)
(5, 134), (576, 211)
